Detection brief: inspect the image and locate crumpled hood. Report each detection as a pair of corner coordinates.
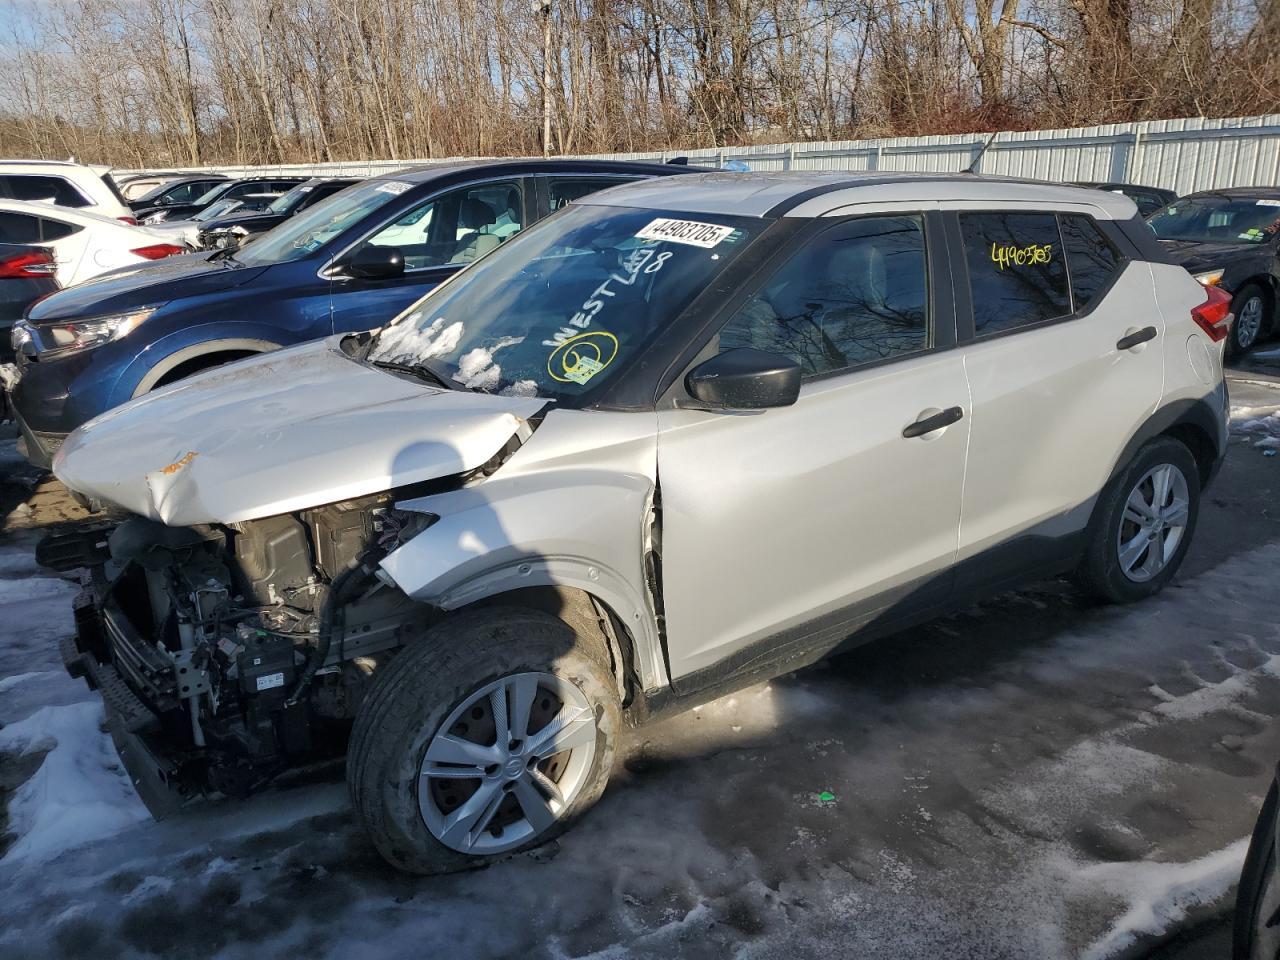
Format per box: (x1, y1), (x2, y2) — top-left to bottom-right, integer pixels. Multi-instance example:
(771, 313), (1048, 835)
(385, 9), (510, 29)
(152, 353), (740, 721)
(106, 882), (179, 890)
(27, 252), (267, 322)
(53, 337), (546, 526)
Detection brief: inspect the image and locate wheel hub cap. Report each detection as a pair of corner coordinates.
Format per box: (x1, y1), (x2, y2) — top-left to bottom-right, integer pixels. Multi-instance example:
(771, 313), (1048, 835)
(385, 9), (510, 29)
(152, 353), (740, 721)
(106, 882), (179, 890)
(1117, 462), (1190, 583)
(418, 671), (597, 855)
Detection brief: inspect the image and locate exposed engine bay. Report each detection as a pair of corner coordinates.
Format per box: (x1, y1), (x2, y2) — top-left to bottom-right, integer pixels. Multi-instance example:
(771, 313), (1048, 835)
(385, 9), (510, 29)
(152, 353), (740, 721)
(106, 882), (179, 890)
(47, 493), (436, 810)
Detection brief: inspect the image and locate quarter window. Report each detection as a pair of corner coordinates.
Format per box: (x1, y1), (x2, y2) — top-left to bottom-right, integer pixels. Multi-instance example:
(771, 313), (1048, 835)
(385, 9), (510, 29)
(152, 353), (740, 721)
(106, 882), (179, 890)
(1061, 215), (1125, 311)
(716, 215), (930, 379)
(961, 212), (1070, 336)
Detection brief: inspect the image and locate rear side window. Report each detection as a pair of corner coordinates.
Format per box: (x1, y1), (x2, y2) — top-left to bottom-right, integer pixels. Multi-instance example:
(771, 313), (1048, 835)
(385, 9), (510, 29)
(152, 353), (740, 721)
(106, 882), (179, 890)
(163, 181), (212, 203)
(549, 177), (636, 210)
(39, 218), (82, 241)
(716, 214), (930, 379)
(0, 212), (41, 243)
(2, 175), (90, 208)
(1061, 215), (1125, 311)
(960, 212), (1070, 336)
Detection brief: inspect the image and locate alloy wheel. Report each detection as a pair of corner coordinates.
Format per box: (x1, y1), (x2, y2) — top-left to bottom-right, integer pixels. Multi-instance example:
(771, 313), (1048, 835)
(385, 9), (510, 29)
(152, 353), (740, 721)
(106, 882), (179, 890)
(1238, 295), (1264, 350)
(1116, 462), (1190, 583)
(418, 672), (597, 854)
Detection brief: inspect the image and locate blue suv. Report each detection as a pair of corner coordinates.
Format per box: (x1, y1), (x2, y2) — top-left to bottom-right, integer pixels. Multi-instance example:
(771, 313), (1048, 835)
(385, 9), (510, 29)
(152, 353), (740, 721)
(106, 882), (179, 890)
(7, 159), (691, 467)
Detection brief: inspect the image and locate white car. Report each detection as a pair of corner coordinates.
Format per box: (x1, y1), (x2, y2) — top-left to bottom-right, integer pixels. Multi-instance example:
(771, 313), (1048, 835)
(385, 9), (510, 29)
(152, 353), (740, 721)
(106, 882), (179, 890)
(0, 200), (184, 286)
(49, 173), (1230, 873)
(0, 160), (135, 223)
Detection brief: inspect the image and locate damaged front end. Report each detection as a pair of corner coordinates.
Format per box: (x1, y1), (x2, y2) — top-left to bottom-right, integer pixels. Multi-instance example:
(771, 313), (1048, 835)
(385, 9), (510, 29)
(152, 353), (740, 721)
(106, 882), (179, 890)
(44, 494), (436, 813)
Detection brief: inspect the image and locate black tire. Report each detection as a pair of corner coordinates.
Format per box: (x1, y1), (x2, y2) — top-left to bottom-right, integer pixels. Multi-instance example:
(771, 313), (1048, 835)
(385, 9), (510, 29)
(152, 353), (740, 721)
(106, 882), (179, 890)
(1229, 282), (1272, 358)
(1076, 435), (1201, 603)
(348, 606), (620, 874)
(1234, 779), (1280, 960)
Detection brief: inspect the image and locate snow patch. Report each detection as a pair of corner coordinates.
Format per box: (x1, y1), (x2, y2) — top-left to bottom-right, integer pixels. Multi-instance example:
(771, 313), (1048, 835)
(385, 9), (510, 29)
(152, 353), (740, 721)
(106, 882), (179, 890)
(0, 701), (148, 865)
(1077, 839), (1249, 960)
(0, 670), (59, 694)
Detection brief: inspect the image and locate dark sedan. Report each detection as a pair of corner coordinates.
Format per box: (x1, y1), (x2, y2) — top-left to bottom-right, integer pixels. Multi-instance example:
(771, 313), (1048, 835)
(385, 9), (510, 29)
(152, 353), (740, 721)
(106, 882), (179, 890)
(196, 177), (361, 250)
(127, 174), (228, 213)
(134, 176), (308, 223)
(1148, 187), (1280, 355)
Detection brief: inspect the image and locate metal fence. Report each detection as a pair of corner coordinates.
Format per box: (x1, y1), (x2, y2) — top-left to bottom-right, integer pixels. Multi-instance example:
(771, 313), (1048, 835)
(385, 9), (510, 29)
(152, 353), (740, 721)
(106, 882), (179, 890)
(135, 113), (1280, 195)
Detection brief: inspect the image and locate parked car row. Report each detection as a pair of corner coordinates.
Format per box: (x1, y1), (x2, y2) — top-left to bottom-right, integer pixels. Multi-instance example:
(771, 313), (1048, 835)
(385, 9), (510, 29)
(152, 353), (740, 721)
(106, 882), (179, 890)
(4, 160), (1232, 877)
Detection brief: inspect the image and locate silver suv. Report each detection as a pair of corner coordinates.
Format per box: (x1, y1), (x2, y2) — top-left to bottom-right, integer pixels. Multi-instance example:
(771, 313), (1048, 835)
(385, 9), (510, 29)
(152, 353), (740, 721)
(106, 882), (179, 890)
(47, 172), (1230, 873)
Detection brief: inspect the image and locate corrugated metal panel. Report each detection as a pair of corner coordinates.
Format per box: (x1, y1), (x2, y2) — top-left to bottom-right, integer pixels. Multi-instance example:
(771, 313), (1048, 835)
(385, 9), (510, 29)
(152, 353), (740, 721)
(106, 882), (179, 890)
(124, 113), (1280, 195)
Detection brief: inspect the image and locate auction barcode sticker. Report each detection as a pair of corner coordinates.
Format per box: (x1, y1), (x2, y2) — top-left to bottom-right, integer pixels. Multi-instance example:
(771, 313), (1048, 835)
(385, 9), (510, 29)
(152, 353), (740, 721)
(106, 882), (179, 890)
(636, 218), (734, 248)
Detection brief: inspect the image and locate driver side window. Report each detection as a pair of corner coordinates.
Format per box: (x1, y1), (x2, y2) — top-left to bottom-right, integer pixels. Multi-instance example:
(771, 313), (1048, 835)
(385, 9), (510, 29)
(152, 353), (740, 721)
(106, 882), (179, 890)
(364, 181), (524, 270)
(716, 214), (930, 379)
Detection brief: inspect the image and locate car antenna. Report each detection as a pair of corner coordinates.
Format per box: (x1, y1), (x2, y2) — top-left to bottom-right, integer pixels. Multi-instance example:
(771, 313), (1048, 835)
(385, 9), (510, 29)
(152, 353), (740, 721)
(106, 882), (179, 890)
(964, 132), (1000, 174)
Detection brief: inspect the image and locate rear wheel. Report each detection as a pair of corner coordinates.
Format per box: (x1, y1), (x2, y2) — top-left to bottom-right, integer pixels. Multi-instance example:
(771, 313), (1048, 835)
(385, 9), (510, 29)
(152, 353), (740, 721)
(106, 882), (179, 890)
(1230, 283), (1271, 357)
(1077, 436), (1200, 603)
(348, 607), (620, 874)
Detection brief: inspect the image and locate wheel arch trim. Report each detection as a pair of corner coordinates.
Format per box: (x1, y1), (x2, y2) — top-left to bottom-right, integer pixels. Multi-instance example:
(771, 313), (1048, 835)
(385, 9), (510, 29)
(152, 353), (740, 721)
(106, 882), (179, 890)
(131, 338), (282, 397)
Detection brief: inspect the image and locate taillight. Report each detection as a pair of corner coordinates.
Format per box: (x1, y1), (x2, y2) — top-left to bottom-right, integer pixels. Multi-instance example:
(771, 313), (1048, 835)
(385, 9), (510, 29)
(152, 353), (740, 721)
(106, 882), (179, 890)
(130, 243), (186, 260)
(1191, 285), (1233, 343)
(0, 250), (57, 279)
(118, 216), (139, 226)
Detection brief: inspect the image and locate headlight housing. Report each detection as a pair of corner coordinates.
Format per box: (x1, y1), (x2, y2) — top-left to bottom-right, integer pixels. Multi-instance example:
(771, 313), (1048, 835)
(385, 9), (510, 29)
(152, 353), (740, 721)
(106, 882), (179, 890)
(32, 307), (159, 359)
(11, 318), (32, 355)
(1192, 268), (1225, 287)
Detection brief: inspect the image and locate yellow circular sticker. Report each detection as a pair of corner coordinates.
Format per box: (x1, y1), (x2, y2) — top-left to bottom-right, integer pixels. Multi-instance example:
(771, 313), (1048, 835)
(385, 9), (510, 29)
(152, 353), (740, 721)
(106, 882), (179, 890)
(547, 330), (619, 385)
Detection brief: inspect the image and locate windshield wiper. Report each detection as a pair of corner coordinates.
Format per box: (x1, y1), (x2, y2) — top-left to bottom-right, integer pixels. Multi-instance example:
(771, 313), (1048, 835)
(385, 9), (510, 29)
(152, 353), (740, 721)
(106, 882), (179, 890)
(369, 358), (457, 391)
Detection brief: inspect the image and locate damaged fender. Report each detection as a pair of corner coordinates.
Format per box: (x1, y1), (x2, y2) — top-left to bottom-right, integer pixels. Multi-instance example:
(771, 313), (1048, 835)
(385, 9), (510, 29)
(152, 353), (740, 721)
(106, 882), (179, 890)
(381, 411), (668, 692)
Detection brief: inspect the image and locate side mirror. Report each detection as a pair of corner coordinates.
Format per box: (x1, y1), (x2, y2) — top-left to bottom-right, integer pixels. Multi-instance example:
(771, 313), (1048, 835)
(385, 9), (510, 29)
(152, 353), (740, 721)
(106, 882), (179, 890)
(685, 348), (801, 410)
(345, 244), (405, 281)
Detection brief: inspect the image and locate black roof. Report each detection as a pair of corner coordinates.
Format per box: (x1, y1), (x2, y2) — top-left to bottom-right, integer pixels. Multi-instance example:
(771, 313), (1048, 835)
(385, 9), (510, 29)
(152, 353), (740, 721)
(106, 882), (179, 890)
(369, 157), (705, 185)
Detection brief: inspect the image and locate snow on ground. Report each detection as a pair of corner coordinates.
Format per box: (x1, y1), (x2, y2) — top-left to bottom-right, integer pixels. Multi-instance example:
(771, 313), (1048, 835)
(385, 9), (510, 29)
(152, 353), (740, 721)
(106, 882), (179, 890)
(1, 391), (1279, 959)
(2, 531), (1280, 958)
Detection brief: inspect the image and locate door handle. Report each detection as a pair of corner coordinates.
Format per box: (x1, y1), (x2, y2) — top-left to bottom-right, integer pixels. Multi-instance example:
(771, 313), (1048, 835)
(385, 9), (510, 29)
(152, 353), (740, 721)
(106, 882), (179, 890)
(1116, 326), (1157, 350)
(902, 406), (964, 439)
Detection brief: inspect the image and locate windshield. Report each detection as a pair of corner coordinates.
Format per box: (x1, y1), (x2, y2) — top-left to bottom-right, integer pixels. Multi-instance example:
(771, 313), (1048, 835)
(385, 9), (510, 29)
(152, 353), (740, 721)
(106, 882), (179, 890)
(366, 203), (760, 401)
(193, 182), (230, 206)
(194, 198), (241, 222)
(1149, 195), (1280, 244)
(237, 179), (410, 266)
(268, 183), (313, 214)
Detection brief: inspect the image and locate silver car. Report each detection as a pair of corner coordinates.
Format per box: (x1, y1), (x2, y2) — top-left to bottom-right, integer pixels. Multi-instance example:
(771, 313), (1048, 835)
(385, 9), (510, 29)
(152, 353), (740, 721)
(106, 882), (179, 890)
(47, 172), (1231, 873)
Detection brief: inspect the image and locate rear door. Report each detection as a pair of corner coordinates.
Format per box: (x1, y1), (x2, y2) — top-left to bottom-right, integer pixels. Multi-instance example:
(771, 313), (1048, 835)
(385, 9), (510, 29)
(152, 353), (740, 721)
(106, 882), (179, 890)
(329, 178), (528, 334)
(657, 209), (971, 683)
(943, 206), (1163, 585)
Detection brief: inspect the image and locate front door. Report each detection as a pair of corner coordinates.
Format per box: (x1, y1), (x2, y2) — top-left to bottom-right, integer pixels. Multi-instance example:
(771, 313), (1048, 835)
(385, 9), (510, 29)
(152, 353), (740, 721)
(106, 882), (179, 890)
(656, 212), (971, 684)
(330, 179), (528, 334)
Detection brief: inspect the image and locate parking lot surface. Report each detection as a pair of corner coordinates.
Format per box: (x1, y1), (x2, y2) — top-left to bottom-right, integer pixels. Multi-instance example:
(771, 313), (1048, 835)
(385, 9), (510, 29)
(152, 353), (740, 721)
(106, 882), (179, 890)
(1, 370), (1279, 959)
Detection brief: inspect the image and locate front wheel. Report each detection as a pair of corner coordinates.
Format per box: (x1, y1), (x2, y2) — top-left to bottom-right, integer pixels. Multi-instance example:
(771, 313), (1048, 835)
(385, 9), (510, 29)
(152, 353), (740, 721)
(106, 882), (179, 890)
(1076, 436), (1201, 603)
(348, 607), (620, 874)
